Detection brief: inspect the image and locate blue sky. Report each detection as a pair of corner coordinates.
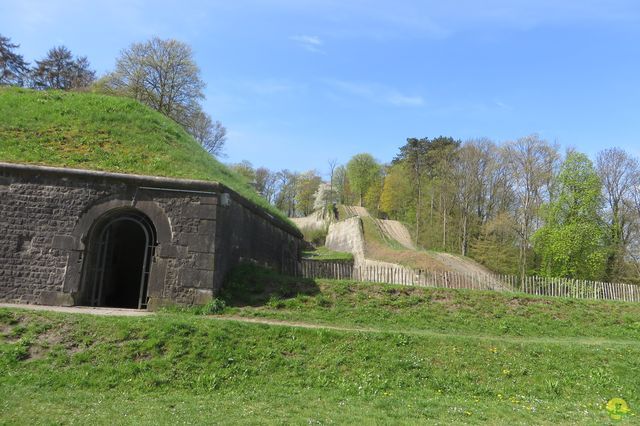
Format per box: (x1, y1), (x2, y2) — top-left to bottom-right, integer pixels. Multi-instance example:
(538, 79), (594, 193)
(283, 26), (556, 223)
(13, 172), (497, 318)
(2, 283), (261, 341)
(3, 1), (640, 176)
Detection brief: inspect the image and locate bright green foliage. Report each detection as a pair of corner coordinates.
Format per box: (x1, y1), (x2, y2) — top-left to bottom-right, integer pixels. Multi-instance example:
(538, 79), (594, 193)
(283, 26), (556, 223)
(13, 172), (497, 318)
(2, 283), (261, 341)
(379, 163), (412, 219)
(302, 246), (354, 261)
(533, 152), (607, 279)
(0, 87), (291, 223)
(470, 213), (521, 275)
(295, 170), (322, 216)
(2, 270), (640, 424)
(346, 153), (381, 206)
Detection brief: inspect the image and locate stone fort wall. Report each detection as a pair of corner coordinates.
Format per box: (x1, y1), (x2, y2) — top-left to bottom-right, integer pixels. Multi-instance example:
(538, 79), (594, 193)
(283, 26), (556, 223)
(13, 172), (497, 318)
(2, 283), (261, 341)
(0, 162), (302, 308)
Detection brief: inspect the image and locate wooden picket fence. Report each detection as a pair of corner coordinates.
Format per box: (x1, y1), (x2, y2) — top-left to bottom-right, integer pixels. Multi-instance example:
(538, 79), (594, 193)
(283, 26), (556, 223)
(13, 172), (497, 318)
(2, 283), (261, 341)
(292, 259), (640, 303)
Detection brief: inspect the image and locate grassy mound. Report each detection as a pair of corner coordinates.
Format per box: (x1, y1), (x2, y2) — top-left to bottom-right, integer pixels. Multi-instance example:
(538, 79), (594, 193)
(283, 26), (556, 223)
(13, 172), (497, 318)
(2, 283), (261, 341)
(2, 266), (638, 423)
(0, 87), (288, 222)
(224, 264), (640, 339)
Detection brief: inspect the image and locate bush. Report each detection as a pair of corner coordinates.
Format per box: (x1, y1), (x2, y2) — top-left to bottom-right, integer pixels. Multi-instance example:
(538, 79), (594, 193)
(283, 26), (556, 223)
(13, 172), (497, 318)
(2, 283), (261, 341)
(199, 298), (226, 315)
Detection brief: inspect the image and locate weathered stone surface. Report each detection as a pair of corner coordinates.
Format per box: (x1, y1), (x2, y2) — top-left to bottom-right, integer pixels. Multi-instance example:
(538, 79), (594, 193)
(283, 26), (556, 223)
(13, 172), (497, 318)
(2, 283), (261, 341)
(199, 196), (218, 205)
(184, 233), (215, 253)
(51, 235), (76, 250)
(38, 291), (75, 306)
(0, 162), (303, 308)
(179, 268), (214, 288)
(193, 289), (214, 305)
(183, 204), (216, 220)
(193, 252), (215, 270)
(197, 219), (216, 236)
(158, 244), (188, 259)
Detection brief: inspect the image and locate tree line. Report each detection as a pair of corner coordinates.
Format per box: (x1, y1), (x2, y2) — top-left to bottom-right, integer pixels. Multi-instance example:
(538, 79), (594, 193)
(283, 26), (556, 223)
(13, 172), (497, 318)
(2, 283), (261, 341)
(233, 137), (640, 283)
(0, 34), (226, 155)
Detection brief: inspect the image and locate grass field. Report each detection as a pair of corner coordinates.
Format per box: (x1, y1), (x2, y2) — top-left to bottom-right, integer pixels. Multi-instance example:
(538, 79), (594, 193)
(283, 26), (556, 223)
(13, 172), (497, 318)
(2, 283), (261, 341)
(1, 265), (639, 424)
(302, 246), (354, 261)
(0, 87), (289, 223)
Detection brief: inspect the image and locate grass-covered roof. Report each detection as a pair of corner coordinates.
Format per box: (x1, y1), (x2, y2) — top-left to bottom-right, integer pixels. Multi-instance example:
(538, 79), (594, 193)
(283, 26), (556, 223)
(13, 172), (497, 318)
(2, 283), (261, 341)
(0, 87), (290, 223)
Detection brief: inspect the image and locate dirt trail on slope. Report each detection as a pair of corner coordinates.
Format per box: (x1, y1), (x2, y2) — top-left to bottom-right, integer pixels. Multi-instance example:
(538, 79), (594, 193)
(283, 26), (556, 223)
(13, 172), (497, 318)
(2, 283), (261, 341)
(341, 205), (370, 219)
(311, 205), (505, 287)
(330, 207), (504, 286)
(2, 304), (636, 346)
(291, 211), (327, 231)
(375, 219), (416, 250)
(431, 252), (496, 276)
(209, 315), (640, 347)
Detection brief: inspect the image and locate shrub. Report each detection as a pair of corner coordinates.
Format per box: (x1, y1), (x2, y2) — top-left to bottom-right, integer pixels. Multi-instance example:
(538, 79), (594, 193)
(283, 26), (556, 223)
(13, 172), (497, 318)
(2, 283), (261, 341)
(199, 298), (226, 315)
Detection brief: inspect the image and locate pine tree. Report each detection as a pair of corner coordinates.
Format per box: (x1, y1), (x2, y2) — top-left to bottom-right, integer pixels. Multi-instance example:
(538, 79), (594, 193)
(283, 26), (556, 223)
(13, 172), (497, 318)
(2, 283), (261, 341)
(0, 34), (29, 86)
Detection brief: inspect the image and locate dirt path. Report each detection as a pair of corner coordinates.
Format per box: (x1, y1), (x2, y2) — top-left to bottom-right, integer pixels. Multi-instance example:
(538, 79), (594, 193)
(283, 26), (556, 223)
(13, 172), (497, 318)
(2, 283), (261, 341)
(209, 315), (640, 347)
(341, 205), (369, 218)
(375, 219), (415, 249)
(2, 303), (636, 347)
(291, 211), (327, 231)
(328, 206), (505, 286)
(0, 303), (152, 316)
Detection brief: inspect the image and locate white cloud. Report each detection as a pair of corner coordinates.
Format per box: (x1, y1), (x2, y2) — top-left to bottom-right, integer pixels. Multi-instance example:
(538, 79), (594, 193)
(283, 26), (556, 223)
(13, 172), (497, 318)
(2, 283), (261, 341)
(243, 80), (298, 95)
(290, 35), (324, 53)
(325, 79), (424, 107)
(387, 92), (425, 107)
(269, 1), (639, 41)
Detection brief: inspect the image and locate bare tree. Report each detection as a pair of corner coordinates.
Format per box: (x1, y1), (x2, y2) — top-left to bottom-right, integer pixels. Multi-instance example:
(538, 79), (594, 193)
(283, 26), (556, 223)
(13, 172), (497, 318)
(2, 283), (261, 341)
(188, 109), (227, 156)
(274, 170), (299, 217)
(230, 160), (256, 183)
(31, 46), (95, 90)
(333, 165), (350, 205)
(103, 37), (230, 154)
(597, 147), (640, 279)
(255, 167), (278, 203)
(504, 135), (559, 277)
(328, 158), (338, 204)
(0, 34), (29, 86)
(105, 37), (205, 127)
(455, 140), (497, 256)
(627, 183), (640, 277)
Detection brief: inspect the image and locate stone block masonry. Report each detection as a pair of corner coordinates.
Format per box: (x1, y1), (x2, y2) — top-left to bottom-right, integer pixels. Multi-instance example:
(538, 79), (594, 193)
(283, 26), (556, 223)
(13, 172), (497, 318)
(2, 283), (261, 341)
(0, 162), (302, 309)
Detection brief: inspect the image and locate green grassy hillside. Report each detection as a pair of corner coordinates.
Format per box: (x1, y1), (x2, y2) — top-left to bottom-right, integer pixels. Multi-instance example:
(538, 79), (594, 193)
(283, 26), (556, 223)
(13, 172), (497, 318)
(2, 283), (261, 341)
(0, 87), (288, 222)
(1, 267), (639, 424)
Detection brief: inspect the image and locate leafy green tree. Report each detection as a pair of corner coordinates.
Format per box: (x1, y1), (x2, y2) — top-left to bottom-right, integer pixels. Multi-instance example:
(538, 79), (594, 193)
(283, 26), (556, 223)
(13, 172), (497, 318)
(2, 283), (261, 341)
(363, 170), (385, 215)
(0, 34), (29, 86)
(533, 152), (607, 280)
(393, 138), (429, 243)
(379, 163), (412, 219)
(470, 213), (520, 275)
(346, 153), (381, 206)
(393, 136), (460, 247)
(295, 170), (322, 216)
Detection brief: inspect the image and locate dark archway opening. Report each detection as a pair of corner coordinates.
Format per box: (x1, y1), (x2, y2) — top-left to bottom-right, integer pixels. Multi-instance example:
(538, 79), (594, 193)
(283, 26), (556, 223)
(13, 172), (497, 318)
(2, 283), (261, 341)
(82, 210), (156, 309)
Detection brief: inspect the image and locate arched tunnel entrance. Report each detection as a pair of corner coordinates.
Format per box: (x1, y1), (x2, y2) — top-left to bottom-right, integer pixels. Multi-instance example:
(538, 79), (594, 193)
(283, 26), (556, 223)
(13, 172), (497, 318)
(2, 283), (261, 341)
(82, 209), (156, 309)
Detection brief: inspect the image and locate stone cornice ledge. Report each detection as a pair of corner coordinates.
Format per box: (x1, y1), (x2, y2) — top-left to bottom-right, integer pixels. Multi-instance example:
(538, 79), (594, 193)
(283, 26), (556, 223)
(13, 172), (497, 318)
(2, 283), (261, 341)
(0, 161), (302, 239)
